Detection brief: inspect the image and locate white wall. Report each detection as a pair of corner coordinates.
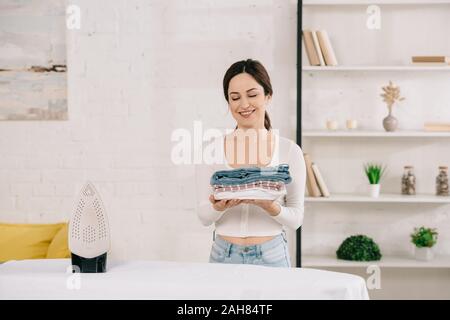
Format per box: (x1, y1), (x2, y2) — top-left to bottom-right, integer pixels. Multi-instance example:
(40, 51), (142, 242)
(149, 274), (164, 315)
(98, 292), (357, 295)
(0, 0), (298, 262)
(302, 2), (450, 299)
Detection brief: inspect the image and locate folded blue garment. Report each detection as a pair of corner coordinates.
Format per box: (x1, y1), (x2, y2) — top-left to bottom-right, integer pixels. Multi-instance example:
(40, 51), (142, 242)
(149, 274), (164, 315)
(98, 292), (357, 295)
(210, 164), (292, 186)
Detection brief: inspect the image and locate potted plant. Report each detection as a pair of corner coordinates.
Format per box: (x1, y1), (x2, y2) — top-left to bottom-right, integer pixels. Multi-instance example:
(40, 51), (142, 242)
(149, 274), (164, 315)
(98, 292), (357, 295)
(364, 163), (386, 198)
(380, 80), (405, 132)
(410, 226), (438, 261)
(336, 235), (382, 261)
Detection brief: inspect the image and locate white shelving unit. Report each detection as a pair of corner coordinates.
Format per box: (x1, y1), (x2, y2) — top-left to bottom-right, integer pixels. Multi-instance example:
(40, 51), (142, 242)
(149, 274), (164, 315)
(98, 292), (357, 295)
(305, 193), (450, 203)
(303, 130), (450, 137)
(303, 66), (450, 71)
(303, 0), (450, 5)
(303, 255), (450, 268)
(301, 1), (450, 271)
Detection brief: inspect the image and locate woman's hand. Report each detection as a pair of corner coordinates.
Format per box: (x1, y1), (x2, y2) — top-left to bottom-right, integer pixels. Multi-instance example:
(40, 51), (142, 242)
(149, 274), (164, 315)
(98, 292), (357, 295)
(209, 195), (243, 212)
(241, 199), (281, 216)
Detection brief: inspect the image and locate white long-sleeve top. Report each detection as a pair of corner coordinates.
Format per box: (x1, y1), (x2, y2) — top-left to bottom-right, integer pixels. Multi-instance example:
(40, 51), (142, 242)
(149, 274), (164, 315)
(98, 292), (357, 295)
(195, 132), (307, 237)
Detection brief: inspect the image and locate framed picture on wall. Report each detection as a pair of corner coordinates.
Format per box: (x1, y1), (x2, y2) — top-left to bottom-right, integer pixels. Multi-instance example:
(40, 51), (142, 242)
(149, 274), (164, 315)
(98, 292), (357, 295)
(0, 0), (67, 120)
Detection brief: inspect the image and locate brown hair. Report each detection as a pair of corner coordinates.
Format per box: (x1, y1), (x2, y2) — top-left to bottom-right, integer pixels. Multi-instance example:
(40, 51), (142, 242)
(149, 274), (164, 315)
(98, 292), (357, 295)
(223, 59), (272, 130)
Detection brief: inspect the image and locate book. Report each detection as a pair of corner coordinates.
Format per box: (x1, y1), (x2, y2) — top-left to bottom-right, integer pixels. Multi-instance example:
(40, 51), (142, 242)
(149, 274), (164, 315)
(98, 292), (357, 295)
(311, 31), (326, 66)
(316, 30), (338, 66)
(303, 153), (322, 197)
(412, 56), (450, 63)
(311, 163), (330, 197)
(411, 62), (449, 66)
(424, 122), (450, 132)
(303, 153), (314, 196)
(302, 30), (320, 66)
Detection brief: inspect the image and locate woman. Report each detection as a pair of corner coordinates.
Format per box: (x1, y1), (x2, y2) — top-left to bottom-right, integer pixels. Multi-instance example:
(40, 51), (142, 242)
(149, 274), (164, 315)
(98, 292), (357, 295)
(195, 59), (306, 267)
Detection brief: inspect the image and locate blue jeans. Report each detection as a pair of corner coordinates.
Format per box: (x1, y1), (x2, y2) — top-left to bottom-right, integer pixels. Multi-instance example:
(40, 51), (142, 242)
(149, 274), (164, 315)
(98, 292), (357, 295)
(209, 232), (291, 268)
(210, 164), (292, 185)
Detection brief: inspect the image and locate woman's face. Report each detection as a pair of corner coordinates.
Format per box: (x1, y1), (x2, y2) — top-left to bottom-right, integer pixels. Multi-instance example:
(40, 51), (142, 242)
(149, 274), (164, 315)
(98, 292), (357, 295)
(227, 72), (271, 130)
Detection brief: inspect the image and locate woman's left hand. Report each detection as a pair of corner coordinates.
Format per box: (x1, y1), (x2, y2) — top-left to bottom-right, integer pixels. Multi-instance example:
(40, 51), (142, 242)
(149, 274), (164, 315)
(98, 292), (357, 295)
(241, 199), (280, 216)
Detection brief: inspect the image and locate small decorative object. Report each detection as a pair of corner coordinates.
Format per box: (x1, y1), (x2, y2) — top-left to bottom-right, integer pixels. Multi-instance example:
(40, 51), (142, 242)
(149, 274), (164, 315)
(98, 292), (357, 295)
(326, 120), (338, 131)
(410, 226), (438, 261)
(380, 80), (405, 132)
(401, 165), (416, 195)
(364, 163), (386, 198)
(346, 119), (358, 130)
(336, 235), (382, 261)
(436, 166), (449, 196)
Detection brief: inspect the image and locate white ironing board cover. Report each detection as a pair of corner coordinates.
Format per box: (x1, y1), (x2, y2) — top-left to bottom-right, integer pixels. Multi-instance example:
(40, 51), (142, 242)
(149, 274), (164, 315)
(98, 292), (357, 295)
(0, 259), (369, 300)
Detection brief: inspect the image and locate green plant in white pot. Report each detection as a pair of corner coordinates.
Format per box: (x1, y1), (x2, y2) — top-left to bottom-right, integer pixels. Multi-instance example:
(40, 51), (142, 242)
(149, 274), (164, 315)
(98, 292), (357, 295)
(364, 163), (386, 198)
(410, 226), (438, 261)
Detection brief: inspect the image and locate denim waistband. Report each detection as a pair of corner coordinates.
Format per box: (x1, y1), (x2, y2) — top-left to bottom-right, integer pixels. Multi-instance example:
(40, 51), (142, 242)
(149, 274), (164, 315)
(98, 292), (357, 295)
(214, 232), (287, 258)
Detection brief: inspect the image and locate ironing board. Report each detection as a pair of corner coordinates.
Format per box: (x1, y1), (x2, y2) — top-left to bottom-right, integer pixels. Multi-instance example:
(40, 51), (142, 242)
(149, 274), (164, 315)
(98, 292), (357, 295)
(0, 259), (369, 300)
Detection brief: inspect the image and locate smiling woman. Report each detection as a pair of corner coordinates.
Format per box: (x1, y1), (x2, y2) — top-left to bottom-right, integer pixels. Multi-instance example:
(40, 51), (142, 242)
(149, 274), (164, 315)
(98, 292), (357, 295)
(195, 59), (307, 268)
(223, 59), (273, 131)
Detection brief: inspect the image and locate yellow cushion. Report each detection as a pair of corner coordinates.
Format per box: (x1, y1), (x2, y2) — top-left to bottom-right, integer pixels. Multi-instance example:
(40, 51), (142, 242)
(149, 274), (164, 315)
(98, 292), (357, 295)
(0, 222), (66, 262)
(46, 223), (70, 259)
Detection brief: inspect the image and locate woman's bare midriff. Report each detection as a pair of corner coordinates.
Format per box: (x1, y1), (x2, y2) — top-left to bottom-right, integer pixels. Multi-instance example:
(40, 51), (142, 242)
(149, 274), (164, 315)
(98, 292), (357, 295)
(218, 234), (275, 246)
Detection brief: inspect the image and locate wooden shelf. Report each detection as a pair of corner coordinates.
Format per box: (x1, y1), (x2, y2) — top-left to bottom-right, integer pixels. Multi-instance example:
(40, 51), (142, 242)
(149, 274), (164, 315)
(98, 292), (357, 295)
(303, 130), (450, 137)
(302, 255), (450, 268)
(302, 65), (450, 71)
(303, 0), (450, 5)
(305, 193), (450, 203)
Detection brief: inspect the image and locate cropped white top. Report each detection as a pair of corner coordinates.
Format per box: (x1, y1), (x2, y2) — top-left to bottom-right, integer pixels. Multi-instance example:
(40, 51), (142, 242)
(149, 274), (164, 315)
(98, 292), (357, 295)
(195, 132), (307, 237)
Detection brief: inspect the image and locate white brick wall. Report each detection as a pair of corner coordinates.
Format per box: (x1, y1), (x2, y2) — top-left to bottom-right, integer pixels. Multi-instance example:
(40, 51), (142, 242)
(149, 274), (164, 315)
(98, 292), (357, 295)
(0, 0), (297, 262)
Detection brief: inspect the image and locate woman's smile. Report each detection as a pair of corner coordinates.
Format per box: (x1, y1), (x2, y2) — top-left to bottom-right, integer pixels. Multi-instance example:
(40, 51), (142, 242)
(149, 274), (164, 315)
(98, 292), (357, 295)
(239, 109), (256, 118)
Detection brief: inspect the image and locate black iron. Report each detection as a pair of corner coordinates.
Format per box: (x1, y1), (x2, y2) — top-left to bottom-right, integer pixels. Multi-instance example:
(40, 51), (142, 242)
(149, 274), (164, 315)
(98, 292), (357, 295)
(71, 252), (107, 273)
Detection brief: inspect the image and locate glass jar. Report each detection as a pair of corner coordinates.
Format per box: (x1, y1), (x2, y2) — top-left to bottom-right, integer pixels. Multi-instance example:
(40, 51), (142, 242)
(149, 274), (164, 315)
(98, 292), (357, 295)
(401, 166), (416, 195)
(436, 166), (449, 196)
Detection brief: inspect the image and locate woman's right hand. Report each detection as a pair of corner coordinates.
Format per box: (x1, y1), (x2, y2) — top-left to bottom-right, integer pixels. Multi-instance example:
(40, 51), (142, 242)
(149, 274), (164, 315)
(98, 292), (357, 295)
(209, 194), (242, 211)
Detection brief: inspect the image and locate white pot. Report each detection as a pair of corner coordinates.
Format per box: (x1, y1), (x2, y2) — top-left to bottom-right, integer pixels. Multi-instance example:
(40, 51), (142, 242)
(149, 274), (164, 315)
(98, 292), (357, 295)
(369, 184), (380, 198)
(415, 247), (434, 261)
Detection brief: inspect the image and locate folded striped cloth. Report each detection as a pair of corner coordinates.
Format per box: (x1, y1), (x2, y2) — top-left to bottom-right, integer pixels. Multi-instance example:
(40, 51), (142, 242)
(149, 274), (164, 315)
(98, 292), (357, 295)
(211, 164), (292, 200)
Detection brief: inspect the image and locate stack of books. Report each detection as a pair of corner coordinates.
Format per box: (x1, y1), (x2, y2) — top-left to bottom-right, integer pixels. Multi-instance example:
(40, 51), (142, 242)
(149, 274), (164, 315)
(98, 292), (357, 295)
(411, 56), (450, 65)
(303, 153), (330, 198)
(302, 30), (338, 66)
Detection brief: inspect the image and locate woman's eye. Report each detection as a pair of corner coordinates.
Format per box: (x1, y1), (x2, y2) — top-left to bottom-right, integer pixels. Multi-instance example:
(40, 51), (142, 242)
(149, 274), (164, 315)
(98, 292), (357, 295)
(231, 94), (256, 101)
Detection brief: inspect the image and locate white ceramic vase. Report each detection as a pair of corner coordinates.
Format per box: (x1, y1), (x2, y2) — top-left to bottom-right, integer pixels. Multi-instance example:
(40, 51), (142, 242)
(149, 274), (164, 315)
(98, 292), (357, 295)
(415, 247), (434, 261)
(369, 184), (380, 198)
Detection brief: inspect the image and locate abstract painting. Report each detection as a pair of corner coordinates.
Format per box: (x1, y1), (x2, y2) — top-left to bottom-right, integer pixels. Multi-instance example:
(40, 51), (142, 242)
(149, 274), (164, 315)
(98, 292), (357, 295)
(0, 0), (67, 120)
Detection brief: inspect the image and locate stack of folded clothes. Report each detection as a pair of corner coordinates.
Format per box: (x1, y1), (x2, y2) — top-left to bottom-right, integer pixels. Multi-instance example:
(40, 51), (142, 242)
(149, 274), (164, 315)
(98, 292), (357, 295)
(210, 164), (292, 200)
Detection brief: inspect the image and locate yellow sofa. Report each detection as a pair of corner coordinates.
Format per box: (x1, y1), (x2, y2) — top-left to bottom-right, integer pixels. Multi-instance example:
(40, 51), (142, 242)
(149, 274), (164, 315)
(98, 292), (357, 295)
(0, 222), (70, 262)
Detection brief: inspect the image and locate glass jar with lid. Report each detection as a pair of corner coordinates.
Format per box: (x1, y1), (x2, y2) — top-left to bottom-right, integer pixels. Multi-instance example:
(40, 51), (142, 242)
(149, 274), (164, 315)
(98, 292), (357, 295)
(401, 165), (416, 195)
(436, 166), (449, 196)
